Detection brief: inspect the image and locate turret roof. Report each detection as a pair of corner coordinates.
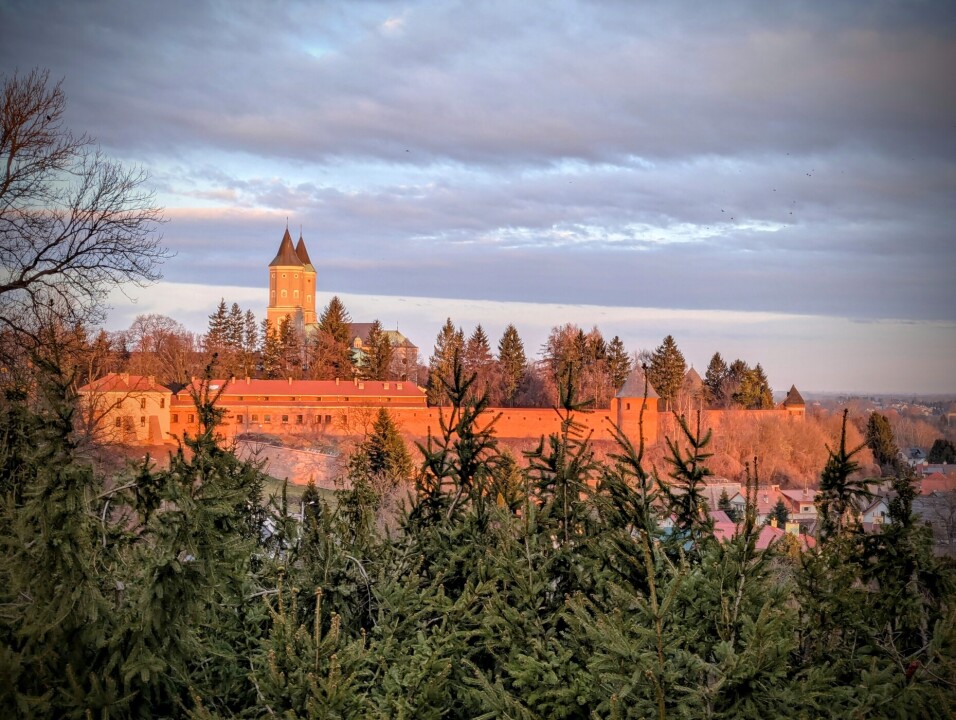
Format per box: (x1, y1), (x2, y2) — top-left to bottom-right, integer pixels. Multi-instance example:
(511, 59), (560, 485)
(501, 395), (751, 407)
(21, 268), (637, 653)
(295, 235), (315, 272)
(784, 385), (805, 406)
(616, 365), (659, 399)
(269, 228), (304, 267)
(685, 366), (703, 387)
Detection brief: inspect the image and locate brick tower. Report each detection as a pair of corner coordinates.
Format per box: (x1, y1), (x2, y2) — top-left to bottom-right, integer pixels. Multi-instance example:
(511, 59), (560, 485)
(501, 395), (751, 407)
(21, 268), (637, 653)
(267, 228), (306, 330)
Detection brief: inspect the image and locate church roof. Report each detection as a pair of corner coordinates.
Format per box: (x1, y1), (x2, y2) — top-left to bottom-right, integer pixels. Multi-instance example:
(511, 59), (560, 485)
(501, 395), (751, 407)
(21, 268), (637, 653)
(615, 365), (659, 399)
(348, 322), (417, 349)
(295, 235), (315, 272)
(783, 385), (805, 406)
(269, 228), (304, 267)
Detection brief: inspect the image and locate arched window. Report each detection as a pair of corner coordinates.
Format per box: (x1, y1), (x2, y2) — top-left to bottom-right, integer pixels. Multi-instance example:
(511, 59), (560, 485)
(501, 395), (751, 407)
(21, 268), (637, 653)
(271, 290), (276, 300)
(281, 289), (287, 298)
(293, 290), (299, 299)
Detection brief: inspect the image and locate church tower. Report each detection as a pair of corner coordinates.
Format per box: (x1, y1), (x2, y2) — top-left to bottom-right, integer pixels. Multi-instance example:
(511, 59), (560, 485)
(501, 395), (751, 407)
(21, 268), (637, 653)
(294, 232), (317, 326)
(267, 228), (306, 330)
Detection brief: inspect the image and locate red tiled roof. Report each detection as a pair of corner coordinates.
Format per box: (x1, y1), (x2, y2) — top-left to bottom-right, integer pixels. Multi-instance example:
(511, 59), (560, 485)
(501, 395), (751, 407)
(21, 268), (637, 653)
(920, 473), (956, 495)
(175, 378), (425, 400)
(78, 373), (169, 394)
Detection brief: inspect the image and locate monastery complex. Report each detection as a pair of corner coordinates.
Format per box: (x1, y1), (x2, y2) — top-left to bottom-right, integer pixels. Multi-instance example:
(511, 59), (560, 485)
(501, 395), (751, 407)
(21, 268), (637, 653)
(79, 230), (807, 451)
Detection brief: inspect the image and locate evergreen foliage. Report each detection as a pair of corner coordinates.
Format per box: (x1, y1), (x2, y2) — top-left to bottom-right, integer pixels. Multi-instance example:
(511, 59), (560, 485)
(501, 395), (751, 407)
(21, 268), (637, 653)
(928, 438), (956, 464)
(606, 334), (631, 391)
(866, 411), (901, 472)
(2, 347), (954, 719)
(496, 323), (527, 407)
(704, 351), (728, 406)
(647, 335), (686, 409)
(361, 319), (393, 381)
(427, 317), (464, 406)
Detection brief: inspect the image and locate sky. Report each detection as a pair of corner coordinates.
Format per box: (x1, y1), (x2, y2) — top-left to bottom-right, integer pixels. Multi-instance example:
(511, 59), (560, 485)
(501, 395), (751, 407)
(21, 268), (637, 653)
(2, 0), (954, 394)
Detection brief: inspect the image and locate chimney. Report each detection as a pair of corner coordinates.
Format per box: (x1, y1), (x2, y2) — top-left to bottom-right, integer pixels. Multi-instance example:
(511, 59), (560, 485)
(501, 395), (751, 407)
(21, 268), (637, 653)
(121, 372), (130, 384)
(335, 377), (340, 386)
(246, 376), (250, 385)
(148, 375), (154, 386)
(288, 377), (293, 385)
(353, 377), (358, 386)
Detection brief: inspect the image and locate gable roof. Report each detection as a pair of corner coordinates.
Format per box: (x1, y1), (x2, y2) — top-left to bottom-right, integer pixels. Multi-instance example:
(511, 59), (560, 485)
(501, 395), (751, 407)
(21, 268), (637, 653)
(295, 235), (315, 271)
(78, 372), (169, 394)
(616, 366), (659, 399)
(269, 228), (304, 267)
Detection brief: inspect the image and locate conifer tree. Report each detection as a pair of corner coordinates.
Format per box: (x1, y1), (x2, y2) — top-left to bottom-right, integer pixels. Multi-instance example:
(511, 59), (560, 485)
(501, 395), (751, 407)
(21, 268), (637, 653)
(648, 335), (686, 410)
(464, 324), (495, 403)
(660, 411), (714, 554)
(704, 351), (728, 406)
(362, 319), (393, 380)
(427, 317), (464, 406)
(816, 409), (869, 540)
(205, 298), (229, 353)
(496, 323), (526, 407)
(312, 296), (354, 379)
(606, 335), (631, 391)
(865, 411), (899, 472)
(260, 318), (282, 379)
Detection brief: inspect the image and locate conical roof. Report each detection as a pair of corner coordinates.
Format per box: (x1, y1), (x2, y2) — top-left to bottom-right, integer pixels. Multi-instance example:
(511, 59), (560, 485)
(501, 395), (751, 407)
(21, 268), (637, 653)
(269, 228), (303, 267)
(784, 385), (805, 406)
(685, 366), (703, 388)
(616, 365), (659, 399)
(295, 235), (315, 272)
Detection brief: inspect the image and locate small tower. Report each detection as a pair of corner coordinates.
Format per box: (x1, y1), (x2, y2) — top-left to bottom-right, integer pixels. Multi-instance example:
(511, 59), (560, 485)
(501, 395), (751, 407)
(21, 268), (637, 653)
(295, 233), (317, 326)
(782, 385), (806, 419)
(611, 365), (660, 447)
(267, 228), (305, 330)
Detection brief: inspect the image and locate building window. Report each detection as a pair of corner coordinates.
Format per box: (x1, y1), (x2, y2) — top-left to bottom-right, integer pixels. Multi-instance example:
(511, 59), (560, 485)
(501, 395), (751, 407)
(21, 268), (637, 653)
(296, 415), (303, 424)
(140, 398), (146, 409)
(294, 273), (298, 279)
(236, 415), (244, 424)
(251, 414), (258, 422)
(281, 415), (289, 424)
(264, 414), (271, 423)
(344, 397), (349, 402)
(172, 413), (179, 423)
(140, 416), (146, 427)
(293, 290), (299, 299)
(626, 402), (631, 410)
(325, 414), (332, 423)
(282, 273), (286, 278)
(115, 417), (122, 427)
(281, 290), (287, 298)
(238, 396), (243, 401)
(188, 414), (195, 423)
(263, 396), (269, 401)
(160, 398), (165, 408)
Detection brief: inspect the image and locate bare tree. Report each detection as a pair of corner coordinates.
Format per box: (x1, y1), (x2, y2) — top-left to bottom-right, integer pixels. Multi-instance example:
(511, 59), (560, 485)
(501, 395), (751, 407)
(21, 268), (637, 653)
(0, 68), (167, 336)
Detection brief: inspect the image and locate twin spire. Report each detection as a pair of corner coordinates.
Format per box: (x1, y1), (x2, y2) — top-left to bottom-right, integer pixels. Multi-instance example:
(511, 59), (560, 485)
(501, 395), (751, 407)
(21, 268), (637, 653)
(269, 227), (314, 268)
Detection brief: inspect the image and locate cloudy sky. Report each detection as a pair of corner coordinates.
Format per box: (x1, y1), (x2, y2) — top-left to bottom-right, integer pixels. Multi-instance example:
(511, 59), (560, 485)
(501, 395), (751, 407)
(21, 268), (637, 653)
(2, 0), (954, 393)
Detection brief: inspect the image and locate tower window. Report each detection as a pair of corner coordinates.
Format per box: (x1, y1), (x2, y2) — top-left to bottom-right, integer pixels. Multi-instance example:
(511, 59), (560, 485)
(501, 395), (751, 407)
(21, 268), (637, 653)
(293, 290), (299, 299)
(281, 290), (287, 298)
(282, 273), (286, 278)
(294, 273), (298, 279)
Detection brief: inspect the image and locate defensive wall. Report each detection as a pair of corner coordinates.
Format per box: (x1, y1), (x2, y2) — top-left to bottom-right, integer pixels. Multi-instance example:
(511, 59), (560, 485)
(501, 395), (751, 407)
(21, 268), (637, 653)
(82, 372), (802, 458)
